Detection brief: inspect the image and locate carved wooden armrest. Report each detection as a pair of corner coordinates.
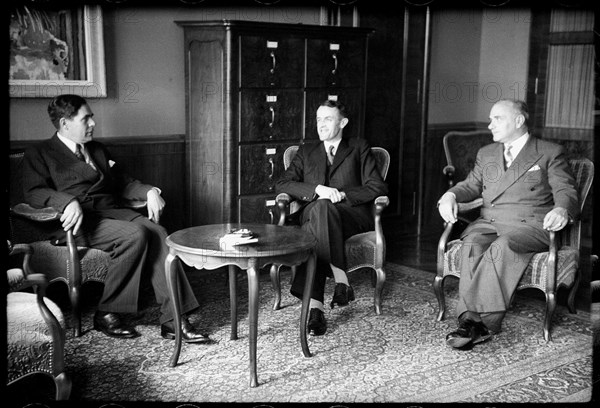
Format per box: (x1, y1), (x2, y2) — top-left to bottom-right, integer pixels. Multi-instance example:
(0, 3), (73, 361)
(442, 165), (455, 177)
(442, 165), (455, 187)
(374, 196), (390, 215)
(275, 193), (291, 225)
(8, 242), (33, 256)
(11, 203), (62, 222)
(8, 242), (34, 279)
(436, 221), (455, 276)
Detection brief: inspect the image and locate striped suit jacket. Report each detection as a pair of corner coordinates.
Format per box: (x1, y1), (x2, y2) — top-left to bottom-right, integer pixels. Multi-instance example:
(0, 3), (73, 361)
(22, 134), (153, 225)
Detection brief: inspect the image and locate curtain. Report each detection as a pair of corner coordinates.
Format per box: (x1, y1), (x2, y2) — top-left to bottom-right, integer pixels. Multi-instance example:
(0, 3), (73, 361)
(544, 9), (594, 129)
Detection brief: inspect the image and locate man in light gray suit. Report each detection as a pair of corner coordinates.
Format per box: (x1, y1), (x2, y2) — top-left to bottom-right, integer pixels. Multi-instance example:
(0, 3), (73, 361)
(437, 99), (579, 349)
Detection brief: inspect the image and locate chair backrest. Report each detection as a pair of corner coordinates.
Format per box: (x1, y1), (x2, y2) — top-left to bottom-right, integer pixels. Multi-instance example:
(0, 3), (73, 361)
(443, 130), (493, 182)
(566, 158), (594, 249)
(282, 145), (390, 181)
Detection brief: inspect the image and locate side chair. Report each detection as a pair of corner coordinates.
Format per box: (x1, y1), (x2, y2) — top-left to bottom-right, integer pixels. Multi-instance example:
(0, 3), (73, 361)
(9, 151), (145, 337)
(434, 157), (594, 342)
(6, 242), (72, 400)
(270, 145), (390, 314)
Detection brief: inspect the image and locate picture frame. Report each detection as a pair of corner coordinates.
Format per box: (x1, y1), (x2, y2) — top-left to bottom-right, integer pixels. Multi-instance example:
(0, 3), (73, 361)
(9, 5), (106, 98)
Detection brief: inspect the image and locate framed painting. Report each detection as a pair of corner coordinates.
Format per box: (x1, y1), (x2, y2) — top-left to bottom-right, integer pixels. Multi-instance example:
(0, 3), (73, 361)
(9, 5), (106, 98)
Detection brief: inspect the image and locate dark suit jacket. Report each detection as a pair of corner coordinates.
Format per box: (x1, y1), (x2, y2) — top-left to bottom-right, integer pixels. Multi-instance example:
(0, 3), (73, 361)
(22, 134), (153, 226)
(275, 137), (388, 210)
(449, 136), (579, 240)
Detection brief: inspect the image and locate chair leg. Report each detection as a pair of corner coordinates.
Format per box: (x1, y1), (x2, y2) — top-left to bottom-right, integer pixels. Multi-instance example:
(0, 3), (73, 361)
(70, 285), (81, 337)
(54, 372), (72, 400)
(544, 291), (557, 342)
(270, 264), (282, 310)
(290, 265), (297, 284)
(373, 266), (386, 315)
(566, 269), (580, 314)
(433, 275), (446, 321)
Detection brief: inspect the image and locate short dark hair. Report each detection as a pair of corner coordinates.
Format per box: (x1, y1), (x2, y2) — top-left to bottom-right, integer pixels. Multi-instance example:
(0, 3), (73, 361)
(319, 99), (348, 119)
(48, 94), (88, 130)
(499, 98), (529, 128)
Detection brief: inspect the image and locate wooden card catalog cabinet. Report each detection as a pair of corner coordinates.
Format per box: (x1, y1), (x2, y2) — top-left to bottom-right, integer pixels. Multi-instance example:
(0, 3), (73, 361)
(177, 20), (372, 225)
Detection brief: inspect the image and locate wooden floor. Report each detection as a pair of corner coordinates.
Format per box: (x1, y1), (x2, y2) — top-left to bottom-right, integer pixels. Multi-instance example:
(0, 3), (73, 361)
(385, 229), (439, 274)
(382, 217), (442, 274)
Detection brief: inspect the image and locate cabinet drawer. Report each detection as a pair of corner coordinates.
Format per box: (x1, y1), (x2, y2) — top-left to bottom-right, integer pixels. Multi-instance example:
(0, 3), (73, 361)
(305, 89), (362, 141)
(306, 38), (366, 88)
(240, 90), (304, 142)
(239, 196), (278, 224)
(239, 145), (287, 195)
(240, 35), (304, 88)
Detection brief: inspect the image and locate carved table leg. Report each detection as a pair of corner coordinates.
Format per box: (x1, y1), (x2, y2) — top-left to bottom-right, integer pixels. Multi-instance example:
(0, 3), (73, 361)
(301, 250), (316, 358)
(229, 265), (238, 340)
(247, 258), (259, 387)
(165, 252), (182, 367)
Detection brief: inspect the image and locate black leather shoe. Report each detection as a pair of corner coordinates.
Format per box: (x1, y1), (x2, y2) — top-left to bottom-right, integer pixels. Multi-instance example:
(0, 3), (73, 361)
(93, 311), (139, 339)
(307, 308), (327, 336)
(330, 283), (355, 308)
(471, 321), (492, 344)
(446, 319), (492, 349)
(161, 317), (211, 344)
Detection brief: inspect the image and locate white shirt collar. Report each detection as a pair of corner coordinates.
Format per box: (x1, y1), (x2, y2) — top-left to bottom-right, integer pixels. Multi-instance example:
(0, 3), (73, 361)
(504, 132), (529, 158)
(56, 132), (80, 154)
(324, 138), (342, 155)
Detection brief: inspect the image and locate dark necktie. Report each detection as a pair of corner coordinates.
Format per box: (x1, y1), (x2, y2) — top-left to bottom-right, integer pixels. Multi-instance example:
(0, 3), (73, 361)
(327, 145), (335, 165)
(75, 144), (97, 171)
(75, 144), (85, 161)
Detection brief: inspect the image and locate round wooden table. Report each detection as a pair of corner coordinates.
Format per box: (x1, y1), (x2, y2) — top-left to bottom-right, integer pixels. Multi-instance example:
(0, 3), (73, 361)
(165, 223), (317, 387)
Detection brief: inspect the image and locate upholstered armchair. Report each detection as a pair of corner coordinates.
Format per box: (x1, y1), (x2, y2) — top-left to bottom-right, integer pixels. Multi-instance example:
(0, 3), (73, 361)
(434, 158), (594, 341)
(442, 130), (494, 188)
(270, 145), (390, 314)
(6, 242), (72, 400)
(441, 130), (494, 226)
(9, 152), (145, 337)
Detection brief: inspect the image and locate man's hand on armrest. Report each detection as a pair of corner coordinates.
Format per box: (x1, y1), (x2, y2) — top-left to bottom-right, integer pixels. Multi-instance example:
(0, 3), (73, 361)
(543, 207), (569, 232)
(315, 184), (345, 203)
(60, 200), (83, 235)
(146, 188), (165, 224)
(437, 192), (458, 224)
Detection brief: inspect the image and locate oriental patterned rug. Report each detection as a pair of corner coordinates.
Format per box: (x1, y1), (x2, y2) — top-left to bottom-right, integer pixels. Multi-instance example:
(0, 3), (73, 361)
(7, 263), (595, 406)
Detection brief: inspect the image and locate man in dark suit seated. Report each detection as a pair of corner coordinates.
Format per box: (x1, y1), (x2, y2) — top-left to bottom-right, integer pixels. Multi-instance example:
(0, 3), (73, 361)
(276, 100), (388, 336)
(437, 99), (579, 349)
(21, 94), (210, 343)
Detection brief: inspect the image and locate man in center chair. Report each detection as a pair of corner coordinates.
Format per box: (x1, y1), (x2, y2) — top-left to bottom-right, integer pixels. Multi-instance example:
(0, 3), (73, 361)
(276, 100), (388, 336)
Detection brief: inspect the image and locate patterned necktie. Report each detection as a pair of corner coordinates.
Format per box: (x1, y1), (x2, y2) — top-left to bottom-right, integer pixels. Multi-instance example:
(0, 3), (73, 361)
(76, 144), (97, 171)
(504, 144), (513, 169)
(327, 144), (335, 165)
(75, 144), (85, 161)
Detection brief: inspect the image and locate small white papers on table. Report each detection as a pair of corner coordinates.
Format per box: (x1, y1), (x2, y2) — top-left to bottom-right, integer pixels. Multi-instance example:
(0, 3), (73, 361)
(219, 228), (258, 250)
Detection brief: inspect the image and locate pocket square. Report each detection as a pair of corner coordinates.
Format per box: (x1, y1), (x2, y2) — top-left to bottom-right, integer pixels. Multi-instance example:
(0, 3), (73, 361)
(527, 164), (541, 172)
(109, 160), (116, 168)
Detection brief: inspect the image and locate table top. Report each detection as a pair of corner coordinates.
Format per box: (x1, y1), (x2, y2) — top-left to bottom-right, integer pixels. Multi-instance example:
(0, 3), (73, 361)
(166, 223), (317, 258)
